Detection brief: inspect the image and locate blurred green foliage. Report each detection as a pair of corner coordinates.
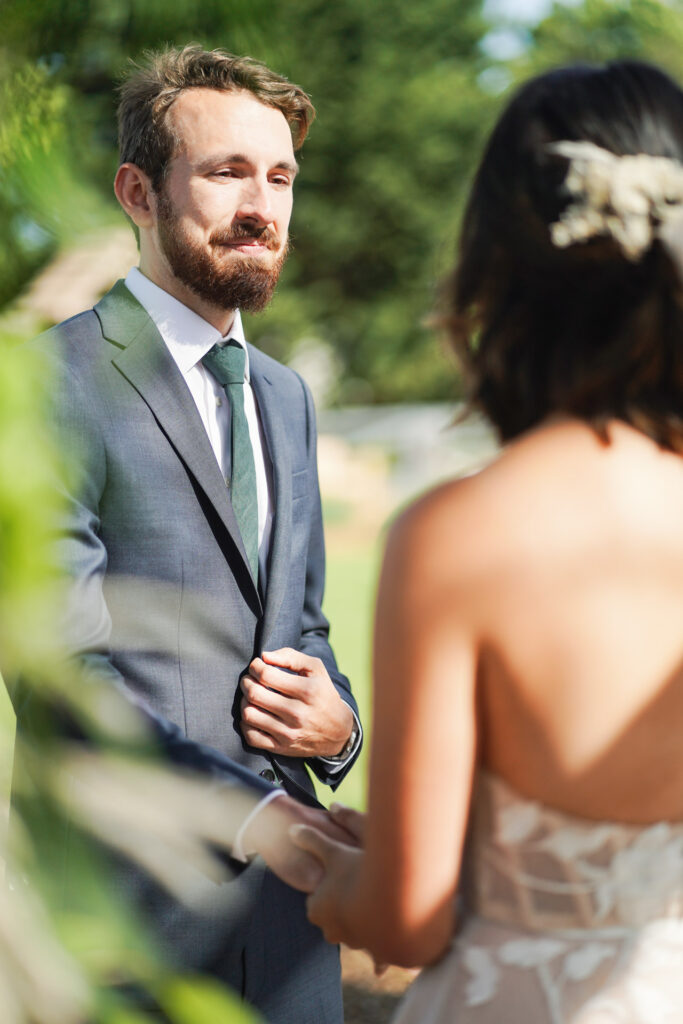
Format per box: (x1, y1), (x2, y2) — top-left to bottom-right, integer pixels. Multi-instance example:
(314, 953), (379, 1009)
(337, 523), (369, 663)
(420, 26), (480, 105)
(2, 0), (683, 400)
(0, 337), (53, 671)
(523, 0), (683, 73)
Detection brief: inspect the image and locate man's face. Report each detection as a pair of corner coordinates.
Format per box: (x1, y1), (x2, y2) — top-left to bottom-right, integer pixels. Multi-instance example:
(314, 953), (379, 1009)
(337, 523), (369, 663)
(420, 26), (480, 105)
(152, 88), (297, 313)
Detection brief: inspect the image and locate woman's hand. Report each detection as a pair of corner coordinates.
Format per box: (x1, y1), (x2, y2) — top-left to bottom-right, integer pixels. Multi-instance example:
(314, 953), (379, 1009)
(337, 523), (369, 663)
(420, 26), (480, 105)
(328, 802), (365, 844)
(290, 807), (366, 947)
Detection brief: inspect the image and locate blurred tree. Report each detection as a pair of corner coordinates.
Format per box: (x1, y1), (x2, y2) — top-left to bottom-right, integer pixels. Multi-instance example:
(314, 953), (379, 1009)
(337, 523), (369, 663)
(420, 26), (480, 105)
(514, 0), (683, 80)
(2, 0), (683, 403)
(0, 0), (494, 402)
(0, 60), (116, 314)
(255, 0), (496, 403)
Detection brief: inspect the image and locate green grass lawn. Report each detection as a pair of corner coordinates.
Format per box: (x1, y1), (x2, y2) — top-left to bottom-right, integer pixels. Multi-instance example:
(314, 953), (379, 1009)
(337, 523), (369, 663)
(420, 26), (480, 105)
(319, 541), (382, 811)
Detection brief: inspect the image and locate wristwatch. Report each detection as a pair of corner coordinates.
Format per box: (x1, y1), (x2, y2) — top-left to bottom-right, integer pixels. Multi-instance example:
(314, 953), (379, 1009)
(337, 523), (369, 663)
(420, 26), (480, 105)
(327, 719), (360, 763)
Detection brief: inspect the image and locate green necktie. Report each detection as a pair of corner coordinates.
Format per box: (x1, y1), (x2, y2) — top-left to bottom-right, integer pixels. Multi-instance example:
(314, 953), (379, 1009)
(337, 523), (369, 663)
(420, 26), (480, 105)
(202, 341), (259, 581)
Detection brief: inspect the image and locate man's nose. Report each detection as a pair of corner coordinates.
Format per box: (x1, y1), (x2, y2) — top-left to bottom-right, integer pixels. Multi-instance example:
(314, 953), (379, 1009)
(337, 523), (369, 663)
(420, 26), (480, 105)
(236, 177), (274, 226)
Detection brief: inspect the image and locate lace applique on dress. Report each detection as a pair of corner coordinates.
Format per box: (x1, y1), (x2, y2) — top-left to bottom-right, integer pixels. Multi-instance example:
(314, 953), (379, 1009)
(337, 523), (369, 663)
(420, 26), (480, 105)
(393, 771), (683, 1024)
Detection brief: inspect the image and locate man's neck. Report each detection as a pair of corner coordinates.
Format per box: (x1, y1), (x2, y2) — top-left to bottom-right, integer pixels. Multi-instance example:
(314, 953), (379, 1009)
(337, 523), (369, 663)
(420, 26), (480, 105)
(138, 261), (236, 337)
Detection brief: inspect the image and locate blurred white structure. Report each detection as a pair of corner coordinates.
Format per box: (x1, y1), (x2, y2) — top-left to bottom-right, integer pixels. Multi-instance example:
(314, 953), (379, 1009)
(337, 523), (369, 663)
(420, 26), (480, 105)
(320, 403), (498, 503)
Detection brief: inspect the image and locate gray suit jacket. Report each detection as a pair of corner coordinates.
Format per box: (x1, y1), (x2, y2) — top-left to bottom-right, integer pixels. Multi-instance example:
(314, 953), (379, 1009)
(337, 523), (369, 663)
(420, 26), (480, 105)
(35, 279), (359, 799)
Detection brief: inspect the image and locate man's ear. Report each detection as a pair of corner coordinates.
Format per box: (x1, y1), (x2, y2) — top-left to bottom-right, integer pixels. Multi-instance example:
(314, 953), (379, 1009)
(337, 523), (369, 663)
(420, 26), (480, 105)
(114, 163), (156, 229)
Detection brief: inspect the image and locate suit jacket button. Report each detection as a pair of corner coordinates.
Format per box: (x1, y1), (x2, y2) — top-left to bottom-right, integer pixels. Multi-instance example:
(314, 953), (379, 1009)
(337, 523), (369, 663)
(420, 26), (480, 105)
(259, 768), (276, 782)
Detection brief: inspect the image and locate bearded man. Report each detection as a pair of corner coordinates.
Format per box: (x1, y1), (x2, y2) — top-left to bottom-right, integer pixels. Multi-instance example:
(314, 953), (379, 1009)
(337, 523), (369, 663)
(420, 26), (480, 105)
(26, 46), (361, 1023)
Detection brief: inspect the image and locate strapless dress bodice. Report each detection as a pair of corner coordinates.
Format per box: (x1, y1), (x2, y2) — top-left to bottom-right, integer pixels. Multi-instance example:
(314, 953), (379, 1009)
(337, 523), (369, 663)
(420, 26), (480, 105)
(393, 770), (683, 1023)
(467, 769), (683, 931)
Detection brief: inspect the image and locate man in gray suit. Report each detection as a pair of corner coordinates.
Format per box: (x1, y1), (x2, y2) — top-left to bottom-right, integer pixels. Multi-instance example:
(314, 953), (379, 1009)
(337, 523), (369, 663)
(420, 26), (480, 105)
(27, 45), (361, 1023)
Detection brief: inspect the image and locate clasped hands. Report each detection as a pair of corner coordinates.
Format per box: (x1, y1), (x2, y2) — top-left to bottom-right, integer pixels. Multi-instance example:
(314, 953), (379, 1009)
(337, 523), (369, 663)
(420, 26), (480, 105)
(242, 793), (367, 943)
(290, 808), (391, 977)
(241, 792), (363, 895)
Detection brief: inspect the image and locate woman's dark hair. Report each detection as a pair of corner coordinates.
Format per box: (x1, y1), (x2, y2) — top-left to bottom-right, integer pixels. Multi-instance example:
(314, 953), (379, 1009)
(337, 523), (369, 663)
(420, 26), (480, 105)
(446, 60), (683, 451)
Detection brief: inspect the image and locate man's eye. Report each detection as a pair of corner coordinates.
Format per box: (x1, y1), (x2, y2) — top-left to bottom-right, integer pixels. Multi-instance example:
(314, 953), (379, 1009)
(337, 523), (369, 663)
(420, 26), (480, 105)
(215, 169), (238, 178)
(271, 176), (291, 187)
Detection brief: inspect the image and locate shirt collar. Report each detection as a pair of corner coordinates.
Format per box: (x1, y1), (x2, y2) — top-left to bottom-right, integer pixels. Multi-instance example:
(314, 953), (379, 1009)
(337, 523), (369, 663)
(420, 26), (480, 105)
(123, 267), (250, 381)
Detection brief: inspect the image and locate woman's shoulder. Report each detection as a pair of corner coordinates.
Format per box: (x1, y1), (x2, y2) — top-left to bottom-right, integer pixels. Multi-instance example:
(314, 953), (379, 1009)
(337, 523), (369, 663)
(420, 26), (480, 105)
(393, 415), (682, 581)
(388, 418), (628, 580)
(383, 463), (509, 606)
(393, 419), (581, 534)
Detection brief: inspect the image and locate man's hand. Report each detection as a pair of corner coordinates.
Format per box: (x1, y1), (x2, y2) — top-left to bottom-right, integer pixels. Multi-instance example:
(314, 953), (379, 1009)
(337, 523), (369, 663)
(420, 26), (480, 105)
(241, 794), (359, 892)
(239, 648), (354, 758)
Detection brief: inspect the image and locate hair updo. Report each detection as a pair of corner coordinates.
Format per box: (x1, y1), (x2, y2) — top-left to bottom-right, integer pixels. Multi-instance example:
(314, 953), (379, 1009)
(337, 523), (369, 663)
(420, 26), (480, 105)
(446, 60), (683, 451)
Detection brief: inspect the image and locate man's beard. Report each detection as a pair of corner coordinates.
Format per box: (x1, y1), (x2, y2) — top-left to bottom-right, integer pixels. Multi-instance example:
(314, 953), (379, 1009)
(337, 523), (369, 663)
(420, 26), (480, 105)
(155, 191), (289, 313)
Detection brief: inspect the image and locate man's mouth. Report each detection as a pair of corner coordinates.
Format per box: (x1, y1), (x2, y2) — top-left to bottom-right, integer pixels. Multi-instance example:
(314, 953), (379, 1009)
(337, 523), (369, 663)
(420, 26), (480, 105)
(223, 238), (270, 252)
(212, 228), (279, 254)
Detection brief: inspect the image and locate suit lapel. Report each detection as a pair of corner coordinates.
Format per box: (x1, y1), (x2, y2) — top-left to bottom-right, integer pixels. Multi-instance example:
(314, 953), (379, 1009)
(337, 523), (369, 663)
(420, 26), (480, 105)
(249, 346), (292, 647)
(95, 281), (261, 609)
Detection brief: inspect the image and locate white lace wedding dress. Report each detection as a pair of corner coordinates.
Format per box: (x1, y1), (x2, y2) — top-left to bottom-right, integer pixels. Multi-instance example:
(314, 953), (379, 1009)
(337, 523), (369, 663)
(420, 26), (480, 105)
(393, 770), (683, 1023)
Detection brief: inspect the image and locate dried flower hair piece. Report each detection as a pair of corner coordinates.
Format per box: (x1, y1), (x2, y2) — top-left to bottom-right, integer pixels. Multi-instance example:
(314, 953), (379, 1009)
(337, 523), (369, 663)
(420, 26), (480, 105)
(547, 140), (683, 261)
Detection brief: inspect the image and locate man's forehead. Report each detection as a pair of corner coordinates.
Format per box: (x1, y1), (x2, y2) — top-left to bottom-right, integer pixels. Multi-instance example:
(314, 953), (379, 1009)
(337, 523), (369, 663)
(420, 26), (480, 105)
(167, 87), (293, 149)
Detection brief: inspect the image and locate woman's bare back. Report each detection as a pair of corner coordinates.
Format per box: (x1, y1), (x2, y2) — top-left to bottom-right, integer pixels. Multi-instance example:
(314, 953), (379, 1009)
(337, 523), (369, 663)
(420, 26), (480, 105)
(459, 418), (683, 823)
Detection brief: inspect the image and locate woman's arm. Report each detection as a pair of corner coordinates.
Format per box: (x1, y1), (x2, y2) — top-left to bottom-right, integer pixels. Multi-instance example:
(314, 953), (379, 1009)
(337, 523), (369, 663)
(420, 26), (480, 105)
(300, 482), (480, 967)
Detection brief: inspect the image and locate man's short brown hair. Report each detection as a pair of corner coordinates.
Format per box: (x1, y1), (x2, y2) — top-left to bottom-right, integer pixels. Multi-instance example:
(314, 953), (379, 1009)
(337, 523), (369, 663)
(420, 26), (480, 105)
(118, 44), (315, 190)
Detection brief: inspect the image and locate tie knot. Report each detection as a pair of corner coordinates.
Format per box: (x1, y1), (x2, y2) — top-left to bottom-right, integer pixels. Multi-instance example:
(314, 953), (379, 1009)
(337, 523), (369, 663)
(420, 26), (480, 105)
(202, 340), (246, 387)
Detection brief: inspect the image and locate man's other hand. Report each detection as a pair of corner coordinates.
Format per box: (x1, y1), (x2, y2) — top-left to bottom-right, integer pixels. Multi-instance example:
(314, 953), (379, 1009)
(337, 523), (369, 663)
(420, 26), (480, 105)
(242, 794), (359, 892)
(239, 648), (354, 758)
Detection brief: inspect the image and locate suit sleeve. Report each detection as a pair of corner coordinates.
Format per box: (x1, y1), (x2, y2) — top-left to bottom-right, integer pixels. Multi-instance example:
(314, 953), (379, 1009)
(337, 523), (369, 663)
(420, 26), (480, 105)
(295, 375), (362, 788)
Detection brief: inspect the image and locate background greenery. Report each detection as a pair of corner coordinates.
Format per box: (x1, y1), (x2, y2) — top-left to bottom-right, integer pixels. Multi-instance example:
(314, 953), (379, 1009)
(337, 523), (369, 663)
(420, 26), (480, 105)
(2, 0), (682, 400)
(2, 0), (683, 1020)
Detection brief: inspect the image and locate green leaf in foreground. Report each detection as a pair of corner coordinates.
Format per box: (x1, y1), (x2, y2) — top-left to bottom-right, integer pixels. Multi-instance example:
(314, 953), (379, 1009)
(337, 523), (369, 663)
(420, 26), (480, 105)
(102, 1010), (159, 1024)
(158, 976), (261, 1024)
